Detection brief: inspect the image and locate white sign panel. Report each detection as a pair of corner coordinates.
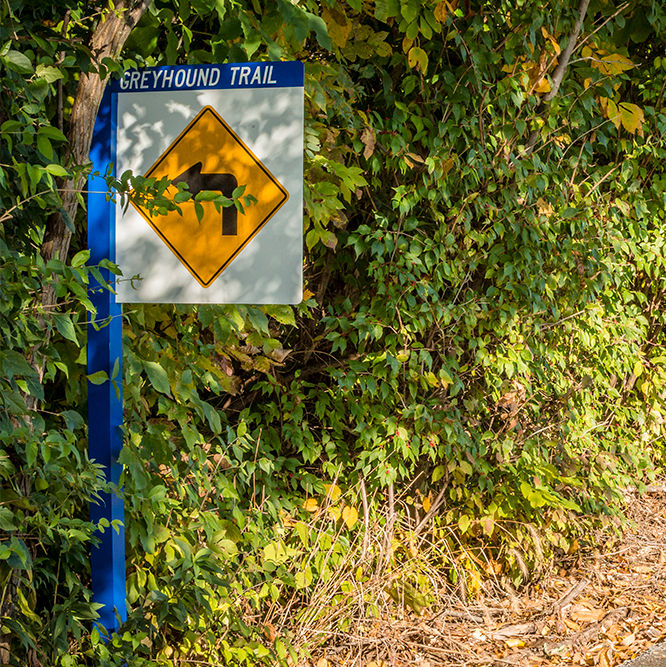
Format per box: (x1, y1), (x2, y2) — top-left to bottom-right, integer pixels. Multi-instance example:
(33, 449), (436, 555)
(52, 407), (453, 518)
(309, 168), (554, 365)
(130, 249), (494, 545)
(108, 62), (304, 304)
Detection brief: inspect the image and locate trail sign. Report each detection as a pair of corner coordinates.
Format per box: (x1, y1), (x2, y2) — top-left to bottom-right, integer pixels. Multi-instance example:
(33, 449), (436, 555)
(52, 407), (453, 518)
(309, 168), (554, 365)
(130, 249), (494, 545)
(131, 105), (289, 288)
(111, 61), (304, 304)
(87, 61), (303, 635)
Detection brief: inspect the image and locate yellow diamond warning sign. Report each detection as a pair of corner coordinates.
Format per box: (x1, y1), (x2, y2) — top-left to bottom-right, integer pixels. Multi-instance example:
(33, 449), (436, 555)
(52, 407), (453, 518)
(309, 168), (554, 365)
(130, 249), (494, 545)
(131, 106), (289, 288)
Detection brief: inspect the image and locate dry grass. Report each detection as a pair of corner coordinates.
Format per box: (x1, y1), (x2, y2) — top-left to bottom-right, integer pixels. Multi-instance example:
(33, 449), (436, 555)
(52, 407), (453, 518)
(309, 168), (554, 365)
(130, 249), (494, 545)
(261, 484), (666, 667)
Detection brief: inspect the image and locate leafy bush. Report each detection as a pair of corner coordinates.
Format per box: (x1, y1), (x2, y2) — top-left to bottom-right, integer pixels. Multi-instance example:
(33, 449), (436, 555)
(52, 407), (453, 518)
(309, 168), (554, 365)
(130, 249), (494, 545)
(2, 0), (666, 665)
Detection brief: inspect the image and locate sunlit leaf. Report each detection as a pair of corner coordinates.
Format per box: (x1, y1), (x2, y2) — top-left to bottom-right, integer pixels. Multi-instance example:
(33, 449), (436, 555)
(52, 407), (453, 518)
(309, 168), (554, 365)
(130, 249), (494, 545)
(324, 483), (342, 501)
(408, 46), (428, 74)
(303, 498), (319, 512)
(342, 505), (358, 529)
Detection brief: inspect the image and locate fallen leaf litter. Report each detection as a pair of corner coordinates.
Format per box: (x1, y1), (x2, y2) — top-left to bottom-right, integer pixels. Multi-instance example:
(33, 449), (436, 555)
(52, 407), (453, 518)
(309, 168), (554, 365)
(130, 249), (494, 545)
(300, 486), (666, 667)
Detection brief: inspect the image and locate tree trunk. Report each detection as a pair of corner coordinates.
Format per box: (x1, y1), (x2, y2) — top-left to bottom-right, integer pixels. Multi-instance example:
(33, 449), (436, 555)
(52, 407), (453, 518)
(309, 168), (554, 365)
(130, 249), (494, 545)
(26, 0), (151, 394)
(41, 0), (152, 307)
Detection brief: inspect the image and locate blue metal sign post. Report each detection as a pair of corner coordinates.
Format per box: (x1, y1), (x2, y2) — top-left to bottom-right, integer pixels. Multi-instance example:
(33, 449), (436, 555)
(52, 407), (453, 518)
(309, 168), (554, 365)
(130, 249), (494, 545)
(88, 90), (126, 633)
(87, 61), (303, 635)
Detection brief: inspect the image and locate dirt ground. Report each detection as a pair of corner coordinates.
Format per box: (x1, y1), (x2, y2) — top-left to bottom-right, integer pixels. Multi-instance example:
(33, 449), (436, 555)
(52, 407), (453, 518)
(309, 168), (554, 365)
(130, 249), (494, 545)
(304, 487), (666, 667)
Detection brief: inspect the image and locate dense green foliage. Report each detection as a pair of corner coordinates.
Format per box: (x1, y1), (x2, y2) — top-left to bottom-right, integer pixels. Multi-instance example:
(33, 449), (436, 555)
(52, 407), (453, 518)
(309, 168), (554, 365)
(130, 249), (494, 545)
(1, 0), (666, 664)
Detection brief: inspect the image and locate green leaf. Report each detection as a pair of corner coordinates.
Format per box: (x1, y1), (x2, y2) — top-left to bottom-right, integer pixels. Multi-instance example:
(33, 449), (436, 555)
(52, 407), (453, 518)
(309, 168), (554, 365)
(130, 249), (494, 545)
(0, 507), (17, 531)
(306, 228), (319, 250)
(307, 13), (333, 50)
(52, 313), (78, 344)
(45, 164), (69, 177)
(39, 126), (67, 142)
(27, 78), (49, 102)
(1, 120), (22, 133)
(144, 360), (171, 395)
(3, 50), (33, 75)
(247, 307), (269, 334)
(87, 371), (109, 385)
(263, 304), (296, 326)
(36, 134), (53, 160)
(35, 65), (63, 83)
(71, 249), (90, 267)
(2, 350), (36, 377)
(61, 410), (85, 432)
(432, 465), (446, 483)
(520, 481), (547, 508)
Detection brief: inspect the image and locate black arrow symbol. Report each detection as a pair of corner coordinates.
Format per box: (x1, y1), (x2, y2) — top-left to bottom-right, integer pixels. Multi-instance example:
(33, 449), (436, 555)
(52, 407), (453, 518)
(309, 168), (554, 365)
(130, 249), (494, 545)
(171, 161), (239, 236)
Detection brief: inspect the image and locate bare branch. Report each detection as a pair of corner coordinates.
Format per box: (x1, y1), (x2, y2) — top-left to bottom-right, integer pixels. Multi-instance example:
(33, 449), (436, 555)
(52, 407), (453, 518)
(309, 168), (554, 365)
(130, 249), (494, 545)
(522, 0), (591, 156)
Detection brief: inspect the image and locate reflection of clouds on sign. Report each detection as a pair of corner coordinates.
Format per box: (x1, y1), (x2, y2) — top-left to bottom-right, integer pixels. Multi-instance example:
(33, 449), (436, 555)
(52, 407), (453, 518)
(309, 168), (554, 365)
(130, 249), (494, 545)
(130, 106), (288, 288)
(115, 80), (303, 305)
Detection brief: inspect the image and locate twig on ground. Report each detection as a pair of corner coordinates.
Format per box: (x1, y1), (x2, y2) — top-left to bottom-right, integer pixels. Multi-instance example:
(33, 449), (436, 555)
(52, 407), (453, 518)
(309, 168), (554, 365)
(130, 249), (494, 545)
(550, 577), (590, 615)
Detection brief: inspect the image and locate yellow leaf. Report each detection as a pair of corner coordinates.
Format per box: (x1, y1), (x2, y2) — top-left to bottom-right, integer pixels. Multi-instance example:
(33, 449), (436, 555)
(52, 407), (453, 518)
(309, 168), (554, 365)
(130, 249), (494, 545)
(527, 64), (550, 93)
(533, 77), (551, 93)
(402, 36), (413, 54)
(324, 483), (342, 501)
(342, 505), (358, 529)
(328, 505), (342, 521)
(321, 7), (352, 49)
(441, 156), (456, 176)
(541, 27), (561, 55)
(434, 1), (448, 22)
(536, 198), (553, 216)
(303, 498), (319, 512)
(302, 288), (315, 301)
(16, 588), (40, 623)
(605, 99), (622, 129)
(618, 102), (645, 135)
(423, 370), (438, 387)
(408, 46), (429, 74)
(593, 51), (635, 76)
(422, 493), (432, 513)
(433, 0), (458, 23)
(599, 95), (608, 114)
(506, 638), (525, 648)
